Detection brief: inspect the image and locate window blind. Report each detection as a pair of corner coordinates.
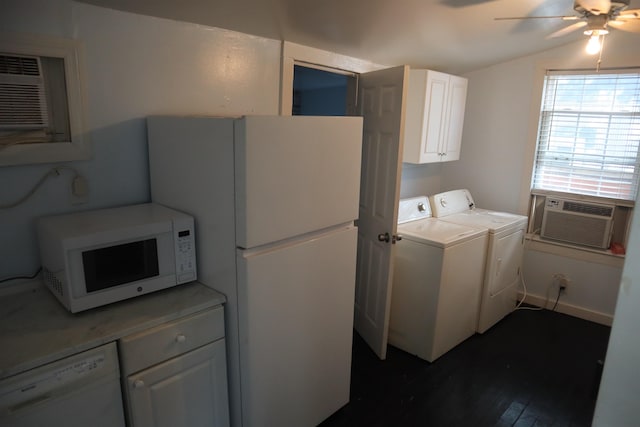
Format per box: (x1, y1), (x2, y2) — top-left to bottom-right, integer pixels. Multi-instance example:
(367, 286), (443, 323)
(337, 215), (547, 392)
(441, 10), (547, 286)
(532, 70), (640, 201)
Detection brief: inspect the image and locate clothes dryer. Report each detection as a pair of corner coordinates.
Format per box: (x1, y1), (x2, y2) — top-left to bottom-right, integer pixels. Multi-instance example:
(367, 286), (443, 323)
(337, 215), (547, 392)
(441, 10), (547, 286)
(430, 189), (528, 333)
(389, 197), (487, 362)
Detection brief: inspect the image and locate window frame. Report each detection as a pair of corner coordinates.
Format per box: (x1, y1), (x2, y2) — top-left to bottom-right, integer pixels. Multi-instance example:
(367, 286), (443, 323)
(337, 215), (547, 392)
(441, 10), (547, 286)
(522, 62), (640, 257)
(531, 69), (640, 202)
(0, 32), (90, 166)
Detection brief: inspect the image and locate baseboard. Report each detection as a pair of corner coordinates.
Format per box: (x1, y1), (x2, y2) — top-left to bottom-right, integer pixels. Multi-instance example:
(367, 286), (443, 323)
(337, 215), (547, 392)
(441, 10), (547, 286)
(518, 291), (614, 326)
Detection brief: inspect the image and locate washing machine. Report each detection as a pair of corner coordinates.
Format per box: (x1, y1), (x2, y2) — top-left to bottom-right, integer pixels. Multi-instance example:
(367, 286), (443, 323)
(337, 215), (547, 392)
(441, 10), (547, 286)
(388, 196), (488, 362)
(430, 189), (528, 333)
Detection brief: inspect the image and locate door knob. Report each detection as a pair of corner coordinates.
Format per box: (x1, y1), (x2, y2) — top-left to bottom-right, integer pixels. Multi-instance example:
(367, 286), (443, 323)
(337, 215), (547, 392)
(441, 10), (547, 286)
(378, 232), (390, 242)
(378, 233), (402, 244)
(133, 380), (145, 389)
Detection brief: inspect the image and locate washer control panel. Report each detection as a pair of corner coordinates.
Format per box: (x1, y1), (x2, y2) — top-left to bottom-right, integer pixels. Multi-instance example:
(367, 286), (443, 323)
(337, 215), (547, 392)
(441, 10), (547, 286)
(430, 189), (475, 218)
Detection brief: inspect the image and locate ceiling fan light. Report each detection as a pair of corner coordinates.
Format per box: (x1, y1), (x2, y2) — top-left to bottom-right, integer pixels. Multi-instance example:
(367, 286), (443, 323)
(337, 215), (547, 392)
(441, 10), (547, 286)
(583, 27), (609, 35)
(586, 34), (602, 54)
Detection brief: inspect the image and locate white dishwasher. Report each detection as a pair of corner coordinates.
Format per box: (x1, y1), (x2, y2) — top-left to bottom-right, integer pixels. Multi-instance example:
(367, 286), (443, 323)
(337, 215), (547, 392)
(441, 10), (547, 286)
(0, 342), (125, 427)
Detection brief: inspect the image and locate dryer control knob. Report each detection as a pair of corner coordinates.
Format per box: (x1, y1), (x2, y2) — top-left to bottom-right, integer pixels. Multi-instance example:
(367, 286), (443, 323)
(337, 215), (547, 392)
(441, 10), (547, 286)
(418, 202), (426, 212)
(440, 198), (447, 207)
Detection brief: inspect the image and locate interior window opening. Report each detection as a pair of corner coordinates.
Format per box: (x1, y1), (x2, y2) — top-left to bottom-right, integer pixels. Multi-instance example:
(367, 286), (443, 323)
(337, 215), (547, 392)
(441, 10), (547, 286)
(292, 64), (357, 117)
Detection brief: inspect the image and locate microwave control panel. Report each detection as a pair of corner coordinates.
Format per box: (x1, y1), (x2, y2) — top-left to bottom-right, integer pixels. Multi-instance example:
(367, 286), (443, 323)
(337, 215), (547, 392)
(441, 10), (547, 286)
(174, 217), (197, 284)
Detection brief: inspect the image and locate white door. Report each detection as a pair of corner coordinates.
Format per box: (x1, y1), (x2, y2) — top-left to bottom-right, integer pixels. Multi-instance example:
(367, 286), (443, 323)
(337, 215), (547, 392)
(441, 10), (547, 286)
(354, 65), (409, 359)
(126, 341), (230, 427)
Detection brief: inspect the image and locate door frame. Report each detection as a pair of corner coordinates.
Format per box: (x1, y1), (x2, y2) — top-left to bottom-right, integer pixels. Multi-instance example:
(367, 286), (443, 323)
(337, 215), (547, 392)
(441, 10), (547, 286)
(279, 41), (385, 115)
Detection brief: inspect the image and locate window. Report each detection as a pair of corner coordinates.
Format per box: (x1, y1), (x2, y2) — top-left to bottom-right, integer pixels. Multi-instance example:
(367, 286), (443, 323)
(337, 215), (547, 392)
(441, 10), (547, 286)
(0, 33), (89, 166)
(532, 69), (640, 201)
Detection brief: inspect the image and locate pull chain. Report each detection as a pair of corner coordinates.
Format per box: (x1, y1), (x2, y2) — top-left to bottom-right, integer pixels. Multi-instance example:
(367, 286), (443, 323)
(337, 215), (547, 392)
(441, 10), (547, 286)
(596, 34), (606, 72)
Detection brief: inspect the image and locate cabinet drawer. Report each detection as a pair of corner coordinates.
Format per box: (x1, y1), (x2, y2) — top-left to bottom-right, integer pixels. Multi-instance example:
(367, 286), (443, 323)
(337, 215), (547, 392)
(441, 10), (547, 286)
(119, 306), (224, 375)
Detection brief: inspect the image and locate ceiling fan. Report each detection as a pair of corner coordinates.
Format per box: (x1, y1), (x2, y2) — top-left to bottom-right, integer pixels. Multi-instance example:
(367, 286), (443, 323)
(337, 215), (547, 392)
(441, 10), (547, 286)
(496, 0), (640, 54)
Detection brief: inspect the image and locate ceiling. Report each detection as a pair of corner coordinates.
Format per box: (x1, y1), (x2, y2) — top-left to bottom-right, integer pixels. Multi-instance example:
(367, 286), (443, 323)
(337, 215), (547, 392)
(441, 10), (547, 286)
(77, 0), (640, 74)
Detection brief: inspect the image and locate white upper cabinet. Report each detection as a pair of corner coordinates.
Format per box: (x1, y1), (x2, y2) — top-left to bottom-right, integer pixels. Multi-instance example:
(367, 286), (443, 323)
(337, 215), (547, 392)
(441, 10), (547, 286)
(402, 69), (468, 164)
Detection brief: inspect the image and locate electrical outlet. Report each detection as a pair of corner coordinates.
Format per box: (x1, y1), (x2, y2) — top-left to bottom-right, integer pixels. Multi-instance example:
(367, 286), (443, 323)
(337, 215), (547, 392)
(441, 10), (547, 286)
(70, 174), (89, 205)
(553, 273), (570, 293)
(558, 276), (570, 293)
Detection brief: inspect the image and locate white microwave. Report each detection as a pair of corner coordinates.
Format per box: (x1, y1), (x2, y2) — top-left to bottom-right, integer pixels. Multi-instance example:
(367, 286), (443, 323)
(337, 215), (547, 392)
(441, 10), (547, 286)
(37, 203), (197, 313)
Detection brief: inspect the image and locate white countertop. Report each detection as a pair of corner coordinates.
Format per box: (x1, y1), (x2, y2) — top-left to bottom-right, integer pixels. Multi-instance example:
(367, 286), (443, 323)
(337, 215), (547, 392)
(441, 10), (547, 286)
(0, 281), (226, 380)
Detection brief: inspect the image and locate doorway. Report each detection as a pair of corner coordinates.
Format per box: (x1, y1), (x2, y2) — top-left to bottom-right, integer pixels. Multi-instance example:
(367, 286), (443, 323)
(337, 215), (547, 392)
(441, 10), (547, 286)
(292, 65), (357, 116)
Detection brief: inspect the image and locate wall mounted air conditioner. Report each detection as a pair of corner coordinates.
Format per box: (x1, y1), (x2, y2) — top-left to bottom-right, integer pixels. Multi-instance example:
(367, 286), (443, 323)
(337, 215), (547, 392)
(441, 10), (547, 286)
(0, 54), (49, 130)
(540, 197), (614, 249)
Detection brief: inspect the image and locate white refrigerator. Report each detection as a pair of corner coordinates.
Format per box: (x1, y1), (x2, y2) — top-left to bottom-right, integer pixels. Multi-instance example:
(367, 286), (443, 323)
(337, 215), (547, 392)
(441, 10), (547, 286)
(147, 115), (363, 427)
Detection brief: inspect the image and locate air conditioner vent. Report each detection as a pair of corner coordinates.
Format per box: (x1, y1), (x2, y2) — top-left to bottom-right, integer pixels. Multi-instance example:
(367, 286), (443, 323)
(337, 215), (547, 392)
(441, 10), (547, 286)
(0, 54), (49, 130)
(540, 197), (614, 249)
(0, 55), (41, 76)
(562, 201), (613, 217)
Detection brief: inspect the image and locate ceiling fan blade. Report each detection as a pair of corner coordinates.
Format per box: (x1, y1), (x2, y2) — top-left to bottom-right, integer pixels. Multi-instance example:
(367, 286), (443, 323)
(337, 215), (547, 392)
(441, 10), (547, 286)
(547, 21), (588, 38)
(618, 9), (640, 19)
(610, 18), (640, 33)
(440, 0), (497, 7)
(495, 15), (579, 21)
(575, 0), (612, 15)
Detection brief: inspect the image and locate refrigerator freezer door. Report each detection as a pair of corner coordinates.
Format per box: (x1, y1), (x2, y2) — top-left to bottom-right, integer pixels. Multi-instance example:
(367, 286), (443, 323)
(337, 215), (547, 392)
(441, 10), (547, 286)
(236, 225), (357, 427)
(234, 115), (363, 249)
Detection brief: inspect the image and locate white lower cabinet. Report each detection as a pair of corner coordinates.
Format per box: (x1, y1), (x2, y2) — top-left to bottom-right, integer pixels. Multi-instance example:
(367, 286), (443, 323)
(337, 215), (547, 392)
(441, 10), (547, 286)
(119, 307), (230, 427)
(125, 341), (228, 427)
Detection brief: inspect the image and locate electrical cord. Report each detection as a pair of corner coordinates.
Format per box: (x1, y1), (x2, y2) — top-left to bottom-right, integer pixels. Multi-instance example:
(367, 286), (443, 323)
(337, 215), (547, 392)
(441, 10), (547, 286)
(551, 285), (563, 312)
(0, 166), (81, 209)
(0, 267), (42, 284)
(516, 230), (568, 312)
(515, 229), (544, 311)
(515, 274), (544, 311)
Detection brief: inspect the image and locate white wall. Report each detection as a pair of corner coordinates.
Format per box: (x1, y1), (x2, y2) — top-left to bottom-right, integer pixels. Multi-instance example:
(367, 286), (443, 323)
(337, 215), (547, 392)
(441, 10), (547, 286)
(399, 162), (443, 199)
(440, 31), (640, 322)
(0, 0), (281, 281)
(594, 188), (640, 426)
(523, 249), (621, 323)
(441, 58), (534, 214)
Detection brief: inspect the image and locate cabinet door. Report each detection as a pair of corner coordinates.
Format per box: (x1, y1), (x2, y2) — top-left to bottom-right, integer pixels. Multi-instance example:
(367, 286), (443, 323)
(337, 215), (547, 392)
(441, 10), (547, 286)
(402, 70), (468, 164)
(126, 340), (229, 427)
(421, 70), (450, 163)
(442, 75), (468, 162)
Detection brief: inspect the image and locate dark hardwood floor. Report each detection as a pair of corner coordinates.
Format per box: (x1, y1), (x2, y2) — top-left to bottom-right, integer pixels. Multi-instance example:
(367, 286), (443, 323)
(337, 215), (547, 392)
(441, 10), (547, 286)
(321, 308), (611, 427)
